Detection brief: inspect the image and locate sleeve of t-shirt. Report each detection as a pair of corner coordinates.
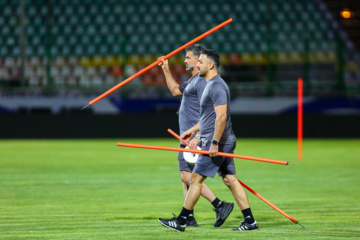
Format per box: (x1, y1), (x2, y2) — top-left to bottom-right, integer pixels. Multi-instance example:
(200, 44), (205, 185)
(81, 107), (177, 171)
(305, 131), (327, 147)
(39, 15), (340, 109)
(210, 83), (228, 107)
(195, 78), (207, 100)
(179, 81), (188, 93)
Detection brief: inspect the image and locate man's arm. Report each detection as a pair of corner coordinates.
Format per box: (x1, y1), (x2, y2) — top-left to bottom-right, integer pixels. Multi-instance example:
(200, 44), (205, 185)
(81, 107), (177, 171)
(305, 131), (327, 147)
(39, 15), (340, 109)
(209, 104), (227, 157)
(158, 57), (182, 96)
(188, 131), (201, 149)
(180, 122), (200, 143)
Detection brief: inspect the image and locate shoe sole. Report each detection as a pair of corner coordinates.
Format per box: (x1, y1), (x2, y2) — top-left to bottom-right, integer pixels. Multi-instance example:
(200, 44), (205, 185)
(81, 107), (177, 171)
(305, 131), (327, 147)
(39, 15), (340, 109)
(232, 228), (259, 231)
(214, 203), (234, 227)
(158, 219), (184, 232)
(186, 223), (198, 227)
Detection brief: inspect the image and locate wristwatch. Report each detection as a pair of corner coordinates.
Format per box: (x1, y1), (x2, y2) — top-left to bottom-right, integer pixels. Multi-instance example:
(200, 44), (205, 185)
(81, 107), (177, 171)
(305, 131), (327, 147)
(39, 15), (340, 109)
(195, 134), (201, 139)
(212, 140), (219, 145)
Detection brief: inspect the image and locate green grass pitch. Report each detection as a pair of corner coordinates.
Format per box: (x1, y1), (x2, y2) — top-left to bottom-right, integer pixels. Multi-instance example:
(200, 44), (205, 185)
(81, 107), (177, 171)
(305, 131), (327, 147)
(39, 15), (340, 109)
(0, 139), (359, 239)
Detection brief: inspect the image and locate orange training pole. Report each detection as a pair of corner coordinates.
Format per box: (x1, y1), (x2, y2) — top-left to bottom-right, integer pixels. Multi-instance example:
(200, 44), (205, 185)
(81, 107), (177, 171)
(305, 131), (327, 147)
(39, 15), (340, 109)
(167, 128), (304, 228)
(117, 142), (296, 165)
(167, 129), (188, 146)
(81, 18), (233, 109)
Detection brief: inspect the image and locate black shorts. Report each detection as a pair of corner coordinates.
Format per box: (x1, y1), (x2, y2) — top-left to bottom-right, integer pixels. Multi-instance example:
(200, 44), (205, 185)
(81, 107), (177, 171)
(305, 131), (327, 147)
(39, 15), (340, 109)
(193, 140), (237, 178)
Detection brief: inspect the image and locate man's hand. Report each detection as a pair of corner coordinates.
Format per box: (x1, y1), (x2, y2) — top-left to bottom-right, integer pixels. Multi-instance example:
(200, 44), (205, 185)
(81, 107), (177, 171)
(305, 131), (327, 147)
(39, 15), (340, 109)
(189, 138), (200, 149)
(180, 130), (195, 144)
(209, 144), (219, 157)
(158, 57), (169, 71)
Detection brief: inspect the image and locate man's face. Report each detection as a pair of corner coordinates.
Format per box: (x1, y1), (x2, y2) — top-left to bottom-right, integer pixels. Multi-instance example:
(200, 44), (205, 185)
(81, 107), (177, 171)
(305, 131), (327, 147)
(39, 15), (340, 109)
(197, 54), (208, 77)
(184, 51), (197, 72)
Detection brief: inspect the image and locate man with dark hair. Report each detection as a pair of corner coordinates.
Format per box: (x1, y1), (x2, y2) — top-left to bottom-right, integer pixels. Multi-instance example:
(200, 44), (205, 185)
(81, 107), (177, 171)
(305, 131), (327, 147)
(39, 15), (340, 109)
(158, 44), (233, 228)
(158, 50), (258, 232)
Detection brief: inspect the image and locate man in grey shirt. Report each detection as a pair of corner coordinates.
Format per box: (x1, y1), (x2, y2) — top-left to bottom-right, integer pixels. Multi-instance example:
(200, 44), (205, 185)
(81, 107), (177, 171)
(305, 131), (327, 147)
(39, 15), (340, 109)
(158, 44), (233, 227)
(159, 50), (258, 232)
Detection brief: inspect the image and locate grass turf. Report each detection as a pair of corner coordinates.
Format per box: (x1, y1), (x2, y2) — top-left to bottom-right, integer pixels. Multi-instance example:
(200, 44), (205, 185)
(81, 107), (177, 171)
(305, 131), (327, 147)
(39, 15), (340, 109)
(0, 139), (359, 239)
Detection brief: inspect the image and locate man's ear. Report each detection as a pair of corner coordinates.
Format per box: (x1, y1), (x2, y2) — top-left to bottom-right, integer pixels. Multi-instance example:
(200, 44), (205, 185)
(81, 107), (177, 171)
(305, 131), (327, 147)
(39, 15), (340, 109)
(208, 61), (214, 70)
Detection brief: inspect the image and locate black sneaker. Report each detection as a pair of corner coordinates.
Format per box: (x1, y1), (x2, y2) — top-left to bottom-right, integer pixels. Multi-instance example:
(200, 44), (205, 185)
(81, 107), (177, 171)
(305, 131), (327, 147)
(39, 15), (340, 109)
(213, 201), (234, 227)
(186, 217), (198, 227)
(158, 214), (186, 232)
(232, 220), (258, 231)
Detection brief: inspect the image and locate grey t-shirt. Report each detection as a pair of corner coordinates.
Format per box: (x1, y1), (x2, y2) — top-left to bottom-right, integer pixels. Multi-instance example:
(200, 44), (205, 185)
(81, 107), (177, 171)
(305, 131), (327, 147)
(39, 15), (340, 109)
(199, 75), (236, 144)
(178, 74), (207, 135)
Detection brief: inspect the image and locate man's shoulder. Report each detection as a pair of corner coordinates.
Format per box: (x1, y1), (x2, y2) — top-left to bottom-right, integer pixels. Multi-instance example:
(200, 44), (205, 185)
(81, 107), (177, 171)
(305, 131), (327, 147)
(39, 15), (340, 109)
(205, 79), (229, 98)
(213, 76), (229, 89)
(209, 78), (226, 89)
(213, 75), (226, 83)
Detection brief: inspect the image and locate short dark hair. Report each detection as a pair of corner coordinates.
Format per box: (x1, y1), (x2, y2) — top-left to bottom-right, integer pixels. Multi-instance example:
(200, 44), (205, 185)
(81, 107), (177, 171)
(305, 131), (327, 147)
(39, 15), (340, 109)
(200, 49), (220, 69)
(185, 44), (206, 58)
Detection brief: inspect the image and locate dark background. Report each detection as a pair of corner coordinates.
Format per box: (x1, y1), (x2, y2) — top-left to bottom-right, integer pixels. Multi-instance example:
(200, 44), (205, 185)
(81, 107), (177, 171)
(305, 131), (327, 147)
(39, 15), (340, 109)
(1, 114), (359, 138)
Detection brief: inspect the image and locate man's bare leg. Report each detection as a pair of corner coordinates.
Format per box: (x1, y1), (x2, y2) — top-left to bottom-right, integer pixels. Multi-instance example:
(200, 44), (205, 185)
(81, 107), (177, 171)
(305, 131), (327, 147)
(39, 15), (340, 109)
(183, 172), (206, 210)
(222, 174), (258, 231)
(180, 171), (216, 202)
(222, 174), (249, 210)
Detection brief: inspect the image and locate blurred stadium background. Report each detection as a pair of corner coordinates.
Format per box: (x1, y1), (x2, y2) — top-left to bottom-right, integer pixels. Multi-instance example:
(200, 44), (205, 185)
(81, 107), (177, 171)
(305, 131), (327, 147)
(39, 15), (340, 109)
(0, 0), (359, 138)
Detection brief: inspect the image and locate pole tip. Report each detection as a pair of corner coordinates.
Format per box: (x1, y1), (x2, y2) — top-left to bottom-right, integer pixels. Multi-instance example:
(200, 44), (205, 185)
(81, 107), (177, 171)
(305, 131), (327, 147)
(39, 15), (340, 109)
(297, 222), (306, 229)
(288, 162), (299, 166)
(81, 104), (90, 110)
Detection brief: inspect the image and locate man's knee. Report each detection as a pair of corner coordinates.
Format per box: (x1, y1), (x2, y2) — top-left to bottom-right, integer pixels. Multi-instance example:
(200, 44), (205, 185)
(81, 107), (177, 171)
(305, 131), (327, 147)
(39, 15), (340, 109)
(222, 174), (237, 188)
(190, 172), (206, 185)
(180, 171), (191, 185)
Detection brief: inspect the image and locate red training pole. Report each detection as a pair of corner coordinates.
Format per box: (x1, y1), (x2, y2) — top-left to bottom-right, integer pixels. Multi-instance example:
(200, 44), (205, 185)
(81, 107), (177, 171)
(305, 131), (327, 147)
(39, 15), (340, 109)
(298, 78), (303, 160)
(238, 179), (304, 227)
(167, 129), (304, 228)
(81, 18), (233, 109)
